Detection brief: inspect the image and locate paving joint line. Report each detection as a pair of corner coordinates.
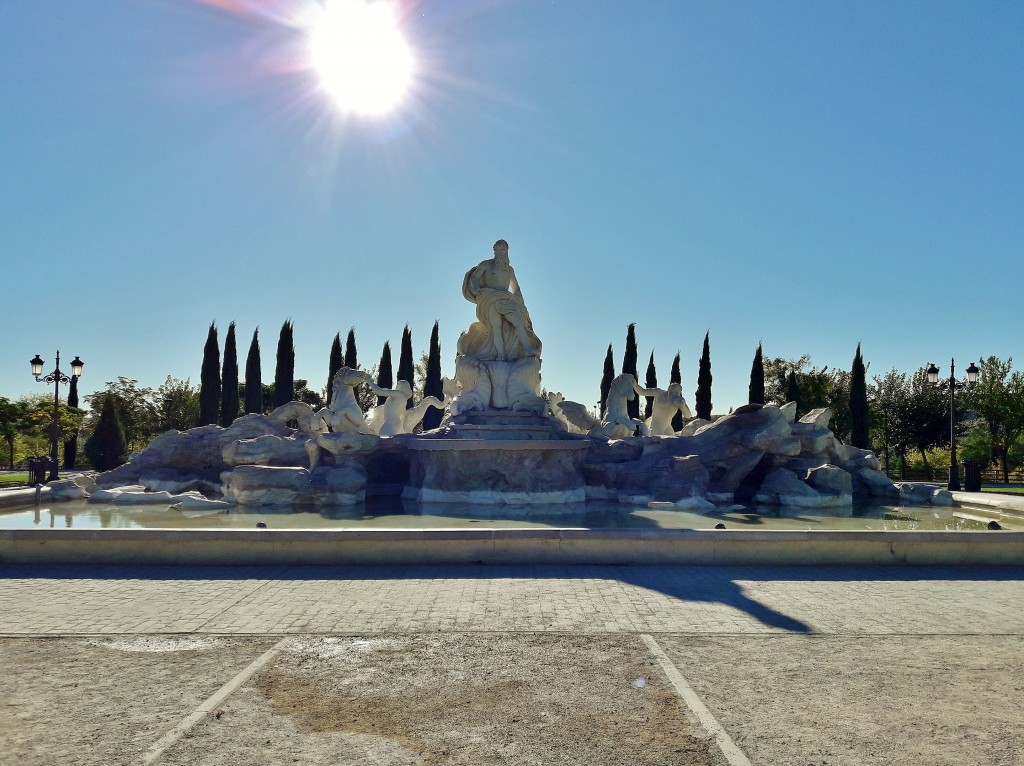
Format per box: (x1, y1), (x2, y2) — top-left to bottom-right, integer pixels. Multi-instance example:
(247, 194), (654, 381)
(641, 633), (752, 766)
(141, 636), (291, 765)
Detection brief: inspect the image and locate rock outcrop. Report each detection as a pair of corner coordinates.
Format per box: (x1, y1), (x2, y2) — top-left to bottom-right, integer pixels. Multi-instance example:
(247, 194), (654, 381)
(580, 403), (899, 508)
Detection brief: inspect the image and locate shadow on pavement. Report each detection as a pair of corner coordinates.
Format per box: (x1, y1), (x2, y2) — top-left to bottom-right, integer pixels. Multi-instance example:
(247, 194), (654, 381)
(5, 564), (1023, 633)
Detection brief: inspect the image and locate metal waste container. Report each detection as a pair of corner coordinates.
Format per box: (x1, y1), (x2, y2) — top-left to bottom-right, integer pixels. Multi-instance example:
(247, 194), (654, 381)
(26, 457), (49, 484)
(962, 461), (982, 492)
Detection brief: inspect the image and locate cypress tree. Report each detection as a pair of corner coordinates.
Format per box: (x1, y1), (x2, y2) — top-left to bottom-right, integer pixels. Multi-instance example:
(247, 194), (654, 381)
(695, 331), (712, 420)
(622, 324), (639, 419)
(748, 342), (765, 405)
(785, 370), (801, 415)
(397, 324), (415, 408)
(376, 341), (393, 406)
(62, 375), (79, 469)
(244, 328), (262, 414)
(599, 344), (615, 418)
(274, 319), (295, 408)
(345, 327), (358, 369)
(84, 395), (128, 471)
(850, 342), (870, 448)
(198, 322), (220, 426)
(327, 333), (343, 406)
(422, 321), (444, 431)
(221, 321), (239, 426)
(670, 352), (683, 432)
(644, 352), (657, 420)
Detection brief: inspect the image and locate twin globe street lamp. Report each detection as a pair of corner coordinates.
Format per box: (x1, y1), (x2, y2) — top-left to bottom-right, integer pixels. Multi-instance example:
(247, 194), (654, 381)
(926, 358), (979, 492)
(29, 351), (84, 482)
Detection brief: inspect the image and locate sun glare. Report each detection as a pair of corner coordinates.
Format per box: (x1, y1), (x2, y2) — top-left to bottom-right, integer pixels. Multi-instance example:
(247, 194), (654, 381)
(306, 0), (415, 116)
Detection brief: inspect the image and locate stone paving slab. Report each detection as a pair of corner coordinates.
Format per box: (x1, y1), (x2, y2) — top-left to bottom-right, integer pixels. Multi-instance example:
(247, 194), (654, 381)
(657, 634), (1024, 766)
(1, 564), (1022, 636)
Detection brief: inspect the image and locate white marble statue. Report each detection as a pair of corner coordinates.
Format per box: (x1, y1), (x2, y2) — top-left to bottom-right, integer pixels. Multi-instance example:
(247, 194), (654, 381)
(554, 375), (648, 439)
(459, 239), (541, 361)
(269, 401), (329, 436)
(367, 380), (413, 436)
(324, 367), (374, 434)
(366, 380), (447, 436)
(451, 240), (547, 414)
(547, 391), (584, 433)
(632, 380), (693, 436)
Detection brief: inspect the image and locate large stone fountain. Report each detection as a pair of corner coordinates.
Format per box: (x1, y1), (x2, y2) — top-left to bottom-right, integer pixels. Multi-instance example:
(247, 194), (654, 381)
(403, 238), (589, 503)
(60, 238), (936, 512)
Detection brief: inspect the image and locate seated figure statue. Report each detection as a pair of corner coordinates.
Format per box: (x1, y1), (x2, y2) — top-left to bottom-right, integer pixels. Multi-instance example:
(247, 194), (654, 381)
(458, 239), (542, 361)
(632, 380), (693, 436)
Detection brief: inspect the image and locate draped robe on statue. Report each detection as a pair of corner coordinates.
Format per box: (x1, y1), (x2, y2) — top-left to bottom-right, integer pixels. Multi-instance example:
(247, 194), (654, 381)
(459, 257), (542, 361)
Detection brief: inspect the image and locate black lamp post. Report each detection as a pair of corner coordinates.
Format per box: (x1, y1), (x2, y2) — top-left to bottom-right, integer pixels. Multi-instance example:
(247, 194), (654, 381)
(926, 358), (979, 491)
(29, 351), (84, 482)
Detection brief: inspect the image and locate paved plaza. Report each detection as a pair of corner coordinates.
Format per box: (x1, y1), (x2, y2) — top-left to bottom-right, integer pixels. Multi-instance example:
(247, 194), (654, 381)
(2, 564), (1022, 765)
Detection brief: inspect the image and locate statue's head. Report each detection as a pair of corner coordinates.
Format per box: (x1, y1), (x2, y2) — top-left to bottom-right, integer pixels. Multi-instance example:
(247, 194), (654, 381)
(397, 380), (413, 397)
(667, 382), (683, 396)
(493, 239), (509, 257)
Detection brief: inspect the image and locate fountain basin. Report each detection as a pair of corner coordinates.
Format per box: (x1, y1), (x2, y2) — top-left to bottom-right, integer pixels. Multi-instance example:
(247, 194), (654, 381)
(1, 526), (1020, 567)
(404, 439), (590, 504)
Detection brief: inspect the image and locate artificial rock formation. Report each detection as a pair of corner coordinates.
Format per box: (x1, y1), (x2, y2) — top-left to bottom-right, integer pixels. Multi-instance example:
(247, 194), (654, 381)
(78, 237), (907, 513)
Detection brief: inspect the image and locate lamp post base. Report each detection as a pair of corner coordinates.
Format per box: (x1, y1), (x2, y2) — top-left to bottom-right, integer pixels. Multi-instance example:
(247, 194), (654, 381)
(947, 465), (961, 492)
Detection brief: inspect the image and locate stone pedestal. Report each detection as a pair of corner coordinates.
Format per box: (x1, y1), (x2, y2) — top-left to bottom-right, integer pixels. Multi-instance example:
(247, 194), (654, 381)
(440, 410), (569, 441)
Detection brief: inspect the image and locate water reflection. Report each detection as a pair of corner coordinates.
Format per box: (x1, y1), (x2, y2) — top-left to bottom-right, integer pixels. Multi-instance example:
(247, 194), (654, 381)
(0, 498), (1003, 531)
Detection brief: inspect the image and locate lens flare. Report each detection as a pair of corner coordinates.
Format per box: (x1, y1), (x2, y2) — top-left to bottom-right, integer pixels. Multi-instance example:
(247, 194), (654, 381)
(306, 0), (415, 116)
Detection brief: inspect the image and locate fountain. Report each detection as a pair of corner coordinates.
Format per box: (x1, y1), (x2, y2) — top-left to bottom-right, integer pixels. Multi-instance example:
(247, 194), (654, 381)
(47, 238), (933, 514)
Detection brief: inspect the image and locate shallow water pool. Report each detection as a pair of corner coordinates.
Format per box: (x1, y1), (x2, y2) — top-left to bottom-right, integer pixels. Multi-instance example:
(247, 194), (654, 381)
(0, 498), (1000, 531)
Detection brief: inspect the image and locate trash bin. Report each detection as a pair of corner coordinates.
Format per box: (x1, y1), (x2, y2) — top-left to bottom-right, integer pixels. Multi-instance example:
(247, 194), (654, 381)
(26, 457), (48, 484)
(962, 461), (982, 492)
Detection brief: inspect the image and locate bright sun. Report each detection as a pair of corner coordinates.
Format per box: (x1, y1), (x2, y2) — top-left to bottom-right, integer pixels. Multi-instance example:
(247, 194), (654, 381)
(307, 0), (415, 116)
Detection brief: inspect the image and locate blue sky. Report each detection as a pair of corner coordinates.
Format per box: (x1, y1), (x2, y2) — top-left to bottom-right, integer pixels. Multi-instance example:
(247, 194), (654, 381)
(3, 0), (1022, 413)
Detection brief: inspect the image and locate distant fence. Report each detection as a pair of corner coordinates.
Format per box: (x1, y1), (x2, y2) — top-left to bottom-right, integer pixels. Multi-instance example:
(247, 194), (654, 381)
(882, 465), (1024, 484)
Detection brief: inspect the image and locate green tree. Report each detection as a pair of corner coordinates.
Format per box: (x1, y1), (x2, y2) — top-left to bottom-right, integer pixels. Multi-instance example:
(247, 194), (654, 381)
(198, 322), (220, 426)
(221, 321), (239, 427)
(0, 397), (31, 470)
(18, 395), (84, 461)
(157, 377), (200, 432)
(345, 327), (358, 368)
(784, 370), (801, 413)
(870, 368), (913, 477)
(376, 341), (393, 406)
(244, 328), (262, 415)
(748, 343), (765, 405)
(63, 375), (81, 469)
(84, 395), (128, 471)
(398, 324), (415, 408)
(84, 378), (158, 452)
(695, 332), (712, 420)
(274, 319), (295, 408)
(599, 344), (615, 418)
(293, 380), (325, 410)
(849, 343), (870, 448)
(622, 324), (639, 419)
(828, 369), (853, 444)
(963, 356), (1024, 483)
(959, 421), (993, 466)
(644, 352), (657, 420)
(902, 367), (952, 477)
(669, 351), (683, 432)
(326, 332), (343, 406)
(422, 321), (444, 431)
(764, 355), (849, 432)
